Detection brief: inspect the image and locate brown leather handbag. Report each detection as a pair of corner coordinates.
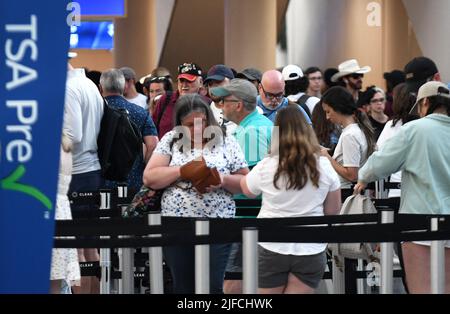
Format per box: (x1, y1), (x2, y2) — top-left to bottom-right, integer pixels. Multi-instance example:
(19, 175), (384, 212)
(180, 157), (221, 194)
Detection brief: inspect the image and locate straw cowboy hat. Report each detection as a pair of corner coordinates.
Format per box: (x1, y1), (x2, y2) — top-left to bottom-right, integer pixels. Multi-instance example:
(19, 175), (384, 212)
(331, 59), (371, 82)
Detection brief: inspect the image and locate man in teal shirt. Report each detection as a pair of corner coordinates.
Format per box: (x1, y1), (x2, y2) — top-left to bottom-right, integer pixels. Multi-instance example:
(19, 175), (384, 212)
(212, 78), (273, 167)
(211, 79), (273, 293)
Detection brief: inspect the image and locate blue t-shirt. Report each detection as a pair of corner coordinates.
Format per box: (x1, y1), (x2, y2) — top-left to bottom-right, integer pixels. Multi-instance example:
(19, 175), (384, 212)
(257, 96), (312, 124)
(104, 95), (158, 190)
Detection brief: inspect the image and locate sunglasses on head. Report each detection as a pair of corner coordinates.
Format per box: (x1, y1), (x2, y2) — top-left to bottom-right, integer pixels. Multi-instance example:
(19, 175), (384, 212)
(150, 76), (170, 83)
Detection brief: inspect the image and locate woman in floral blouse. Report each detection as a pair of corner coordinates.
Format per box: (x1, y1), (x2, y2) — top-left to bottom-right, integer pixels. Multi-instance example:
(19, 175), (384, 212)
(143, 94), (248, 294)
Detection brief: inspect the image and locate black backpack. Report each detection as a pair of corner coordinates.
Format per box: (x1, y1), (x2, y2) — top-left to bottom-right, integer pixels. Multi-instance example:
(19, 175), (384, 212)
(297, 94), (312, 119)
(97, 98), (142, 182)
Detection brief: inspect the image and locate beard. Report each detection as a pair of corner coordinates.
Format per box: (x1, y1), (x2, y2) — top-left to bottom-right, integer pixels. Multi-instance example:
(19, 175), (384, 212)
(348, 80), (363, 90)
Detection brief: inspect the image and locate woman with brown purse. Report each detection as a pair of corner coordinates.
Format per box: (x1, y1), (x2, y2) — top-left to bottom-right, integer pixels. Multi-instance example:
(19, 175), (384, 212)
(143, 94), (249, 294)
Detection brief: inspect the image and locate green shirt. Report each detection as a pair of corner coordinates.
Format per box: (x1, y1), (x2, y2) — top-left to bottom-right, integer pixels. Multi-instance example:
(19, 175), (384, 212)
(359, 114), (450, 215)
(233, 110), (273, 167)
(233, 110), (273, 209)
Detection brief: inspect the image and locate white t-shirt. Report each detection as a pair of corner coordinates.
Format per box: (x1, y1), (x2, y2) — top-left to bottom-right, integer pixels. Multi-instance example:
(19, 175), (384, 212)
(127, 93), (148, 110)
(287, 92), (321, 114)
(377, 120), (403, 197)
(332, 123), (369, 188)
(245, 156), (341, 256)
(64, 69), (104, 174)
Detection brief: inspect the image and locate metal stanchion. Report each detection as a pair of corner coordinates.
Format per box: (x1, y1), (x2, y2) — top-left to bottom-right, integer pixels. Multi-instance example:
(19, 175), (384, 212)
(119, 204), (134, 294)
(379, 209), (395, 294)
(148, 211), (164, 294)
(357, 259), (365, 294)
(99, 189), (112, 294)
(195, 219), (210, 294)
(430, 217), (445, 294)
(332, 252), (345, 294)
(242, 228), (258, 294)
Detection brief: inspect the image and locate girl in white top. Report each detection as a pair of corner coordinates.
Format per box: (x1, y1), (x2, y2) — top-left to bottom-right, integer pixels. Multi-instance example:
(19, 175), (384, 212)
(241, 106), (341, 294)
(320, 87), (376, 190)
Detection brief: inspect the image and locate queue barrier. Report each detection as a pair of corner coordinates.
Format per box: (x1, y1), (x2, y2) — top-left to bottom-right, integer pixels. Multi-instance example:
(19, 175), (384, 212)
(61, 184), (448, 295)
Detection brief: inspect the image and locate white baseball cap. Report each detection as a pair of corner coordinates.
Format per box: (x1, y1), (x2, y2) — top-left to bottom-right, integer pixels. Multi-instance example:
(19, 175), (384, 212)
(282, 64), (304, 81)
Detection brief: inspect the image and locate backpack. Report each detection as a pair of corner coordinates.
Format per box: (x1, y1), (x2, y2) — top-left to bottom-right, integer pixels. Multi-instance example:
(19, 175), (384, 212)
(296, 94), (312, 119)
(328, 194), (379, 263)
(97, 98), (142, 182)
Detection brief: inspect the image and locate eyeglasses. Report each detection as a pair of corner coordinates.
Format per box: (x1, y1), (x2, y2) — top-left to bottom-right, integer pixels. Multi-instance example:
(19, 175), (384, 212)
(260, 84), (284, 101)
(370, 97), (385, 104)
(350, 73), (364, 79)
(219, 98), (240, 105)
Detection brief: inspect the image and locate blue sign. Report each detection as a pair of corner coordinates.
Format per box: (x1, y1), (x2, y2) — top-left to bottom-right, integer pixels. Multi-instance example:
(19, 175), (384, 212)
(0, 1), (70, 293)
(77, 0), (125, 17)
(70, 21), (114, 50)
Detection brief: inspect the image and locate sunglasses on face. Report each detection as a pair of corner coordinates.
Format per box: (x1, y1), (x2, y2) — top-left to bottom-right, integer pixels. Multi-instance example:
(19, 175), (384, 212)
(370, 97), (385, 104)
(260, 84), (284, 101)
(350, 73), (364, 79)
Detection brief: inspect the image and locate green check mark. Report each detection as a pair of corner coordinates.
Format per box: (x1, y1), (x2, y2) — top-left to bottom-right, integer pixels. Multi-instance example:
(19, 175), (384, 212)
(1, 165), (53, 210)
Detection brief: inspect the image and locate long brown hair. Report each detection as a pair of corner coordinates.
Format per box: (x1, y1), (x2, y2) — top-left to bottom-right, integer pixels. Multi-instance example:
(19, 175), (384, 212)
(272, 106), (321, 190)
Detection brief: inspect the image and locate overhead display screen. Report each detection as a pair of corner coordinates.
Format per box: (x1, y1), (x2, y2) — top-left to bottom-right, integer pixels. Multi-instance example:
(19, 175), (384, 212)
(70, 21), (114, 49)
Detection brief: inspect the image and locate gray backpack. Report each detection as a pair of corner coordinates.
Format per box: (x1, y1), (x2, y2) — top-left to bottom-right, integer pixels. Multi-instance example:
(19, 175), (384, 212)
(329, 194), (379, 262)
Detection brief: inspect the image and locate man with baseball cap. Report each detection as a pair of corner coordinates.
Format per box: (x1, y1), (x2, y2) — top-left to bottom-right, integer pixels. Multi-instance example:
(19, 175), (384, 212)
(211, 79), (273, 167)
(404, 56), (441, 95)
(331, 59), (371, 101)
(204, 64), (236, 134)
(211, 79), (273, 294)
(282, 64), (320, 116)
(152, 62), (206, 138)
(236, 68), (263, 91)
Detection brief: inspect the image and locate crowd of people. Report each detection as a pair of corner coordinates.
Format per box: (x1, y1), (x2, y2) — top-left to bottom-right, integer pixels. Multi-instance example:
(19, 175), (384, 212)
(52, 55), (450, 294)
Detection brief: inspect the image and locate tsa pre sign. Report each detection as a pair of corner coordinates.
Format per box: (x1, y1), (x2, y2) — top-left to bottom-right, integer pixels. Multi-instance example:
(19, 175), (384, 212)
(0, 1), (69, 293)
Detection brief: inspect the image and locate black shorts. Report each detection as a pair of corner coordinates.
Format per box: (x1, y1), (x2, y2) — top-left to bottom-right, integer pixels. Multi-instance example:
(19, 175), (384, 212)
(258, 246), (326, 289)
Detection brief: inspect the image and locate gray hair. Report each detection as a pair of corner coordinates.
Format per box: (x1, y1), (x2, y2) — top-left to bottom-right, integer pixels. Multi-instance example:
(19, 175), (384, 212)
(100, 69), (126, 94)
(241, 99), (256, 112)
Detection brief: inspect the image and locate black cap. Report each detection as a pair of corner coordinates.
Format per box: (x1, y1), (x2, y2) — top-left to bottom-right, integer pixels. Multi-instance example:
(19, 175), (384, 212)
(236, 68), (262, 83)
(383, 70), (405, 87)
(404, 57), (438, 94)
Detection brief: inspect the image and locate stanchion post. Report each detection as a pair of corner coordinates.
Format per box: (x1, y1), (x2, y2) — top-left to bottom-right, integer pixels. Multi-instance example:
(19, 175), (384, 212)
(242, 228), (258, 294)
(119, 204), (134, 294)
(148, 211), (164, 294)
(99, 189), (112, 294)
(332, 252), (345, 294)
(379, 209), (395, 294)
(357, 259), (365, 294)
(430, 217), (445, 294)
(195, 219), (210, 294)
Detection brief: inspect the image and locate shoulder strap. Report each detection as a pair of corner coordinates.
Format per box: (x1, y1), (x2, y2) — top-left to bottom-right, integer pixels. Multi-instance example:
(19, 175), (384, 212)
(297, 94), (311, 105)
(156, 91), (173, 133)
(296, 95), (312, 118)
